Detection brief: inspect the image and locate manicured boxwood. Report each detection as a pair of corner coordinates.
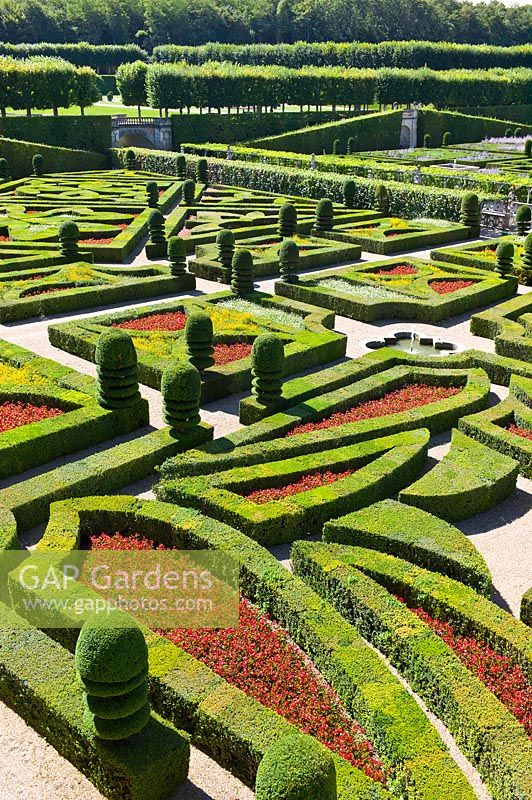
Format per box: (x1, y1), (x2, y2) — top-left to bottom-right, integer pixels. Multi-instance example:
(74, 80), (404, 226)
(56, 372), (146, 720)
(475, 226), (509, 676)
(470, 292), (532, 362)
(431, 236), (525, 280)
(321, 216), (472, 255)
(522, 587), (532, 627)
(0, 136), (107, 179)
(156, 429), (430, 545)
(323, 499), (491, 595)
(399, 429), (518, 521)
(274, 257), (516, 324)
(292, 541), (532, 800)
(0, 246), (94, 273)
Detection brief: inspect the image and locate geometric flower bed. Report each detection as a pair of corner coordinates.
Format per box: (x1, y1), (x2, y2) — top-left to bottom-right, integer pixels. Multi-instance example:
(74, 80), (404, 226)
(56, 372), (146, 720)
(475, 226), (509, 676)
(322, 216), (471, 254)
(48, 291), (347, 401)
(431, 235), (524, 277)
(275, 257), (516, 323)
(471, 292), (532, 362)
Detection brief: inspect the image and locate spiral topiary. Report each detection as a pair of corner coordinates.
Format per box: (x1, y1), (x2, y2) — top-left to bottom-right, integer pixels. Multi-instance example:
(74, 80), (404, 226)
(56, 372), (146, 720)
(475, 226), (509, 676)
(196, 157), (208, 185)
(58, 220), (80, 260)
(146, 209), (167, 258)
(125, 149), (136, 170)
(460, 192), (480, 232)
(342, 179), (356, 208)
(146, 180), (159, 208)
(161, 362), (201, 430)
(520, 232), (532, 284)
(495, 241), (514, 277)
(332, 138), (340, 155)
(278, 239), (299, 283)
(278, 203), (297, 238)
(423, 133), (431, 148)
(251, 333), (284, 405)
(176, 154), (186, 180)
(0, 157), (10, 181)
(182, 179), (195, 206)
(516, 205), (532, 236)
(95, 329), (141, 409)
(216, 229), (235, 279)
(185, 311), (214, 371)
(32, 153), (44, 176)
(75, 612), (150, 741)
(375, 183), (390, 214)
(167, 235), (187, 277)
(313, 198), (334, 234)
(255, 733), (337, 800)
(442, 131), (451, 147)
(525, 139), (532, 159)
(231, 248), (254, 295)
(346, 136), (355, 155)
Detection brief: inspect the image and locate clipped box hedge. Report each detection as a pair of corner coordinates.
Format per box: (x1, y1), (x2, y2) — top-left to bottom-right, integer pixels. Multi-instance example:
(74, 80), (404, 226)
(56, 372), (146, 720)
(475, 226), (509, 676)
(470, 292), (532, 362)
(0, 136), (108, 179)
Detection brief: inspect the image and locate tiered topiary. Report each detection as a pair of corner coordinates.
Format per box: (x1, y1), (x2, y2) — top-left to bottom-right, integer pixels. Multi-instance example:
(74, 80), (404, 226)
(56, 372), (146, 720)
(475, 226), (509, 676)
(442, 131), (451, 146)
(524, 139), (532, 159)
(146, 209), (167, 259)
(516, 205), (532, 236)
(346, 136), (355, 155)
(58, 220), (80, 260)
(255, 733), (337, 800)
(519, 232), (532, 285)
(342, 179), (356, 208)
(375, 183), (390, 214)
(167, 236), (187, 277)
(32, 153), (44, 176)
(182, 179), (196, 205)
(313, 198), (334, 234)
(495, 241), (514, 277)
(161, 362), (201, 430)
(196, 157), (208, 185)
(278, 202), (297, 238)
(423, 133), (431, 148)
(176, 154), (186, 180)
(95, 329), (141, 409)
(231, 248), (254, 295)
(332, 138), (340, 155)
(278, 239), (299, 283)
(75, 612), (151, 741)
(185, 311), (215, 371)
(0, 157), (10, 182)
(251, 333), (284, 405)
(460, 192), (480, 234)
(216, 229), (235, 279)
(146, 180), (159, 209)
(125, 149), (136, 170)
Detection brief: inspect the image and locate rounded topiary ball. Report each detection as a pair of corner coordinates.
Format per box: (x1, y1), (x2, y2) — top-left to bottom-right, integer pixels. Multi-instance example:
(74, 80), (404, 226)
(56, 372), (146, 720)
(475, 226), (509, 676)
(252, 333), (284, 373)
(278, 203), (297, 238)
(58, 220), (79, 240)
(231, 248), (254, 295)
(495, 240), (514, 277)
(185, 311), (214, 371)
(313, 198), (334, 233)
(161, 362), (201, 429)
(255, 733), (337, 800)
(146, 180), (159, 207)
(460, 192), (480, 229)
(516, 204), (532, 236)
(95, 329), (137, 372)
(216, 228), (236, 277)
(75, 611), (148, 684)
(167, 235), (187, 276)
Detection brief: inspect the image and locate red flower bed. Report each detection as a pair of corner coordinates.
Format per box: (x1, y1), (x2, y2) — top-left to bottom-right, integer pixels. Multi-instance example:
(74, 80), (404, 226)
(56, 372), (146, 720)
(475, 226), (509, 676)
(117, 223), (128, 230)
(376, 265), (417, 276)
(213, 342), (252, 365)
(429, 279), (475, 294)
(0, 235), (10, 242)
(289, 384), (461, 436)
(113, 311), (187, 331)
(406, 603), (532, 737)
(90, 531), (166, 550)
(507, 423), (532, 442)
(79, 237), (115, 245)
(247, 468), (354, 504)
(0, 400), (63, 432)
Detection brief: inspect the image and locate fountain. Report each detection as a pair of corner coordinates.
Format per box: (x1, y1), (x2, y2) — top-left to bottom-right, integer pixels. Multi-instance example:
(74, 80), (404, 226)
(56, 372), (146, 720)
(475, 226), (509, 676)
(365, 330), (458, 357)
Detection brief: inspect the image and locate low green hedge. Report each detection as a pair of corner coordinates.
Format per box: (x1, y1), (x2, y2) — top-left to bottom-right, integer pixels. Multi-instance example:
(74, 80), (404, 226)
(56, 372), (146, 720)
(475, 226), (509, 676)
(0, 116), (111, 154)
(399, 428), (518, 521)
(470, 292), (532, 362)
(323, 499), (491, 595)
(292, 541), (532, 800)
(0, 247), (94, 273)
(522, 587), (532, 627)
(0, 136), (108, 178)
(156, 429), (430, 545)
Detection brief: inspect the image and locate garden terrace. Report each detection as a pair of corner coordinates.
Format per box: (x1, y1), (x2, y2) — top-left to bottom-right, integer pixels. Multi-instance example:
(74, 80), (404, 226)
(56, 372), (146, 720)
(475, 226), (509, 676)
(275, 257), (516, 323)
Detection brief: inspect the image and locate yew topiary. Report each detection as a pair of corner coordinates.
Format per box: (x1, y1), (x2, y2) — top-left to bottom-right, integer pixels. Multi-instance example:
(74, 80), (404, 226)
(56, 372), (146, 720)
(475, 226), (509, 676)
(255, 733), (337, 800)
(146, 209), (167, 258)
(495, 241), (514, 277)
(75, 612), (150, 741)
(516, 205), (531, 236)
(146, 180), (159, 208)
(216, 228), (235, 278)
(0, 157), (10, 181)
(278, 203), (297, 238)
(161, 362), (201, 430)
(176, 154), (186, 180)
(32, 153), (44, 176)
(196, 157), (208, 185)
(231, 248), (254, 295)
(375, 183), (390, 214)
(313, 198), (334, 233)
(185, 311), (214, 371)
(58, 220), (79, 260)
(95, 329), (140, 409)
(278, 239), (299, 283)
(167, 235), (187, 277)
(460, 192), (480, 232)
(251, 333), (284, 405)
(346, 136), (355, 155)
(183, 179), (195, 205)
(342, 179), (356, 208)
(125, 149), (136, 169)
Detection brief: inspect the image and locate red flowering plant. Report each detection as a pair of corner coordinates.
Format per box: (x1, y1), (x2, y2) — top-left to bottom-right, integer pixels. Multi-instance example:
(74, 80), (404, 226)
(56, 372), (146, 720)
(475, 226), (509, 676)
(0, 400), (63, 433)
(213, 342), (252, 365)
(507, 423), (532, 442)
(429, 280), (475, 294)
(376, 265), (417, 276)
(246, 468), (354, 504)
(113, 311), (188, 331)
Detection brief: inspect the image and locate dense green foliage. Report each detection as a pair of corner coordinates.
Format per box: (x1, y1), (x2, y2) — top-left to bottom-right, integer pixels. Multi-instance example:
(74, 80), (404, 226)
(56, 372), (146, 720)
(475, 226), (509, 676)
(0, 136), (107, 178)
(0, 56), (100, 114)
(0, 116), (111, 153)
(255, 734), (337, 800)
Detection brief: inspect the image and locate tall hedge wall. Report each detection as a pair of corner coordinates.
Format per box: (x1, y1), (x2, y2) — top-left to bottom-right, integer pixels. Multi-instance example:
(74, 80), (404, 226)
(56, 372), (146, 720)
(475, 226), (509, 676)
(0, 42), (147, 71)
(417, 109), (532, 145)
(456, 104), (532, 125)
(0, 117), (111, 154)
(0, 136), (108, 178)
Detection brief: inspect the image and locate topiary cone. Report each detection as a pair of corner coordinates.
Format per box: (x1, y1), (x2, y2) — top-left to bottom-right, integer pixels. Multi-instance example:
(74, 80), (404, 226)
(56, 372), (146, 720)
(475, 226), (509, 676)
(167, 235), (187, 277)
(313, 198), (334, 234)
(185, 311), (214, 371)
(278, 203), (297, 238)
(182, 179), (195, 205)
(161, 362), (201, 430)
(216, 229), (235, 280)
(58, 220), (80, 260)
(494, 241), (514, 277)
(231, 248), (254, 296)
(343, 179), (356, 209)
(196, 157), (208, 185)
(75, 612), (150, 741)
(251, 333), (284, 405)
(516, 205), (531, 236)
(375, 183), (390, 214)
(146, 180), (159, 208)
(32, 153), (44, 176)
(460, 192), (480, 233)
(278, 239), (299, 283)
(255, 733), (337, 800)
(95, 329), (141, 409)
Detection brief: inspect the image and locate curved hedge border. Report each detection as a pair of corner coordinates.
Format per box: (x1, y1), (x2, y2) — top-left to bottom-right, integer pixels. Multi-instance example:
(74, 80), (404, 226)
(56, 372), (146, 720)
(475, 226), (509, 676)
(323, 499), (491, 595)
(470, 293), (532, 362)
(292, 540), (532, 800)
(398, 428), (518, 521)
